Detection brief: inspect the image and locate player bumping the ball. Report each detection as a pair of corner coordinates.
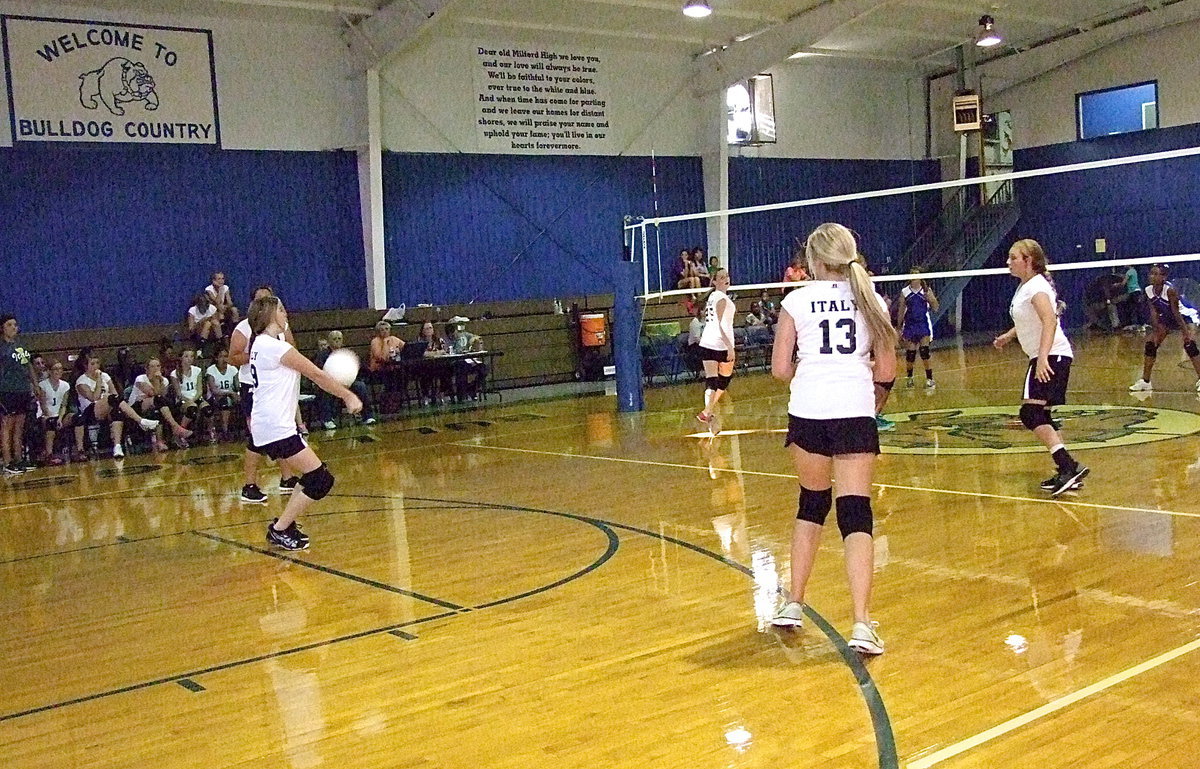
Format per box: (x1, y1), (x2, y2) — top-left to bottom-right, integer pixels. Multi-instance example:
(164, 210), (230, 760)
(245, 295), (361, 550)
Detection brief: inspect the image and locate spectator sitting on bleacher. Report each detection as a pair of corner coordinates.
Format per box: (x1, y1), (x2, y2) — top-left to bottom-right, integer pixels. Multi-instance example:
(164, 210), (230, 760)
(129, 357), (187, 450)
(676, 249), (701, 290)
(156, 338), (180, 381)
(74, 356), (159, 459)
(759, 290), (779, 325)
(688, 302), (705, 348)
(313, 330), (375, 429)
(418, 321), (452, 406)
(205, 271), (239, 332)
(72, 346), (92, 383)
(692, 248), (710, 287)
(31, 354), (48, 384)
(448, 319), (487, 402)
(36, 359), (72, 465)
(186, 293), (222, 356)
(171, 349), (208, 445)
(744, 302), (773, 344)
(205, 347), (240, 441)
(369, 321), (404, 373)
(783, 251), (810, 284)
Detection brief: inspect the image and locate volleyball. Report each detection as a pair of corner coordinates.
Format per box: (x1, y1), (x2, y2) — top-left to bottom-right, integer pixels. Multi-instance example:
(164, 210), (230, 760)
(323, 348), (360, 386)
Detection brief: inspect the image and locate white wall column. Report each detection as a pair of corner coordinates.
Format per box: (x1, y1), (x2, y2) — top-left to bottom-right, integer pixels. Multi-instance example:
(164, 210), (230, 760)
(358, 67), (387, 310)
(700, 92), (729, 266)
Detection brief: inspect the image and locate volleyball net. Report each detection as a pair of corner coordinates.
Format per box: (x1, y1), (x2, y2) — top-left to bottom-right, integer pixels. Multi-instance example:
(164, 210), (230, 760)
(628, 143), (1200, 323)
(621, 143), (1200, 390)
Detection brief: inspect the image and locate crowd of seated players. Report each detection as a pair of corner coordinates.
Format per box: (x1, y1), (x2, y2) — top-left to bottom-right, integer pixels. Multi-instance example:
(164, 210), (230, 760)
(0, 274), (492, 474)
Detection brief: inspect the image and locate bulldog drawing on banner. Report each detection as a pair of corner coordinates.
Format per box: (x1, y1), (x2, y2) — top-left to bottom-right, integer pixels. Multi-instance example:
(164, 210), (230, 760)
(78, 57), (160, 115)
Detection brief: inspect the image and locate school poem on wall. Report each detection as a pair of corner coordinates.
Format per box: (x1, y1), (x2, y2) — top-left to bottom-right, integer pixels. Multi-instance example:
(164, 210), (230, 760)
(474, 44), (610, 153)
(1, 15), (219, 145)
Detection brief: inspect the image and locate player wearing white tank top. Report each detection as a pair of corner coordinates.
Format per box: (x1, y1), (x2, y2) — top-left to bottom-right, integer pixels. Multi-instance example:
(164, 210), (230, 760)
(229, 285), (299, 503)
(243, 295), (361, 551)
(994, 239), (1088, 497)
(36, 360), (72, 464)
(695, 269), (736, 435)
(768, 223), (895, 656)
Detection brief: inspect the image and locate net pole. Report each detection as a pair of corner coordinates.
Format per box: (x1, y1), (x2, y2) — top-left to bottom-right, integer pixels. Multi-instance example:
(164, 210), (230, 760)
(641, 221), (651, 294)
(614, 257), (645, 413)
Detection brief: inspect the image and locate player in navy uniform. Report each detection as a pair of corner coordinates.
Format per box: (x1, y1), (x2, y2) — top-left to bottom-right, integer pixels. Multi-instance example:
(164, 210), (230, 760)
(1129, 264), (1200, 393)
(994, 239), (1088, 496)
(895, 269), (939, 389)
(244, 296), (361, 550)
(768, 223), (896, 655)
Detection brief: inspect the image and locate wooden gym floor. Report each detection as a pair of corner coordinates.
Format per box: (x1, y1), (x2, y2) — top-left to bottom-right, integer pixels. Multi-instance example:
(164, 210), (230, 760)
(2, 331), (1200, 769)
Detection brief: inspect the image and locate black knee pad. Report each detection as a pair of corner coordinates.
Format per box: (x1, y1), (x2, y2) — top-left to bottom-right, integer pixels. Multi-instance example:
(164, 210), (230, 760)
(715, 374), (731, 391)
(1019, 403), (1051, 431)
(705, 376), (719, 391)
(836, 495), (873, 538)
(105, 394), (122, 409)
(300, 463), (335, 500)
(796, 486), (832, 526)
(153, 395), (169, 410)
(919, 345), (931, 360)
(183, 404), (198, 420)
(1186, 340), (1200, 359)
(905, 349), (917, 364)
(1145, 341), (1159, 358)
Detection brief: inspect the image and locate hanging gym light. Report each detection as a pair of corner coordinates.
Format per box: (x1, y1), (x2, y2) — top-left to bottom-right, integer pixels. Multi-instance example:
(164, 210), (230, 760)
(976, 14), (1003, 47)
(683, 1), (713, 19)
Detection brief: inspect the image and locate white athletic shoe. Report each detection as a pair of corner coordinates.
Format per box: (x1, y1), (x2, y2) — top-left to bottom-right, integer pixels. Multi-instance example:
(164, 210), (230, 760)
(847, 620), (884, 655)
(1129, 379), (1153, 392)
(770, 601), (805, 629)
(1195, 380), (1200, 393)
(139, 418), (159, 431)
(112, 444), (125, 459)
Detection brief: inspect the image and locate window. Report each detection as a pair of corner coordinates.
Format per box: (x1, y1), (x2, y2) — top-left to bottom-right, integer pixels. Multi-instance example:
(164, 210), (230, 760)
(1077, 80), (1158, 140)
(727, 74), (776, 146)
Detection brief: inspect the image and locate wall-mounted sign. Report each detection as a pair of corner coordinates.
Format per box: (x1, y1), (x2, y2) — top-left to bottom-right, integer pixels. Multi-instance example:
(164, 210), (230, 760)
(2, 15), (219, 145)
(952, 92), (981, 132)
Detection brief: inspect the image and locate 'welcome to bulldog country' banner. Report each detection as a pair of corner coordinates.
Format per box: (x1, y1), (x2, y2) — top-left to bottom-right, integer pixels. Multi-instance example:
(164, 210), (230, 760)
(1, 15), (219, 145)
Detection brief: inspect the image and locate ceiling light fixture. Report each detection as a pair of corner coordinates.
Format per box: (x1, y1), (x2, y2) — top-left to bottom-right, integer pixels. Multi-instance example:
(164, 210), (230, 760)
(682, 0), (712, 19)
(975, 14), (1003, 47)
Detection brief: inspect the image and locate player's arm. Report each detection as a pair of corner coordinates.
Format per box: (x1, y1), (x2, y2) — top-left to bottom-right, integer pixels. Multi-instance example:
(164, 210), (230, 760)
(770, 309), (797, 382)
(1031, 292), (1058, 381)
(281, 348), (361, 413)
(228, 328), (249, 367)
(895, 295), (906, 328)
(206, 372), (218, 399)
(1167, 288), (1193, 339)
(75, 378), (94, 402)
(717, 298), (735, 361)
(993, 326), (1017, 348)
(924, 283), (939, 312)
(871, 328), (898, 414)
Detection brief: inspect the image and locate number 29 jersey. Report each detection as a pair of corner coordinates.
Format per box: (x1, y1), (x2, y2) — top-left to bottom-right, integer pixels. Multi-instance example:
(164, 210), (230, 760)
(781, 280), (884, 420)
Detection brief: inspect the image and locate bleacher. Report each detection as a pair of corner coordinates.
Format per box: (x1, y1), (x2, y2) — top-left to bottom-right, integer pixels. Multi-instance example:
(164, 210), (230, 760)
(23, 287), (784, 409)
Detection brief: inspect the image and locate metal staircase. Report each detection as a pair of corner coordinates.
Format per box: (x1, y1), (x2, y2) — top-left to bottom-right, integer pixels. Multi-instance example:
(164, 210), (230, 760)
(898, 179), (1020, 327)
